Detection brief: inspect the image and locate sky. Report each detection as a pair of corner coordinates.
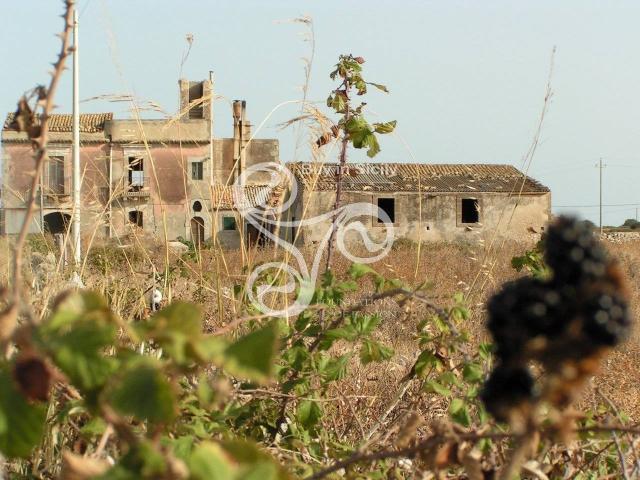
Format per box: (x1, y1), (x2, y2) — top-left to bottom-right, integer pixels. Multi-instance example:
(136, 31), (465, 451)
(2, 0), (640, 226)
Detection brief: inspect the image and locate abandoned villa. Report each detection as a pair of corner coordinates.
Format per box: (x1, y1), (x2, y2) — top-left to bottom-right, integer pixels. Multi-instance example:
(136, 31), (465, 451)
(1, 78), (551, 248)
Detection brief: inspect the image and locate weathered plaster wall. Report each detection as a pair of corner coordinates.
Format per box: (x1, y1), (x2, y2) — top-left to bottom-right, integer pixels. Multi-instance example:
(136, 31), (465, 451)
(291, 188), (551, 246)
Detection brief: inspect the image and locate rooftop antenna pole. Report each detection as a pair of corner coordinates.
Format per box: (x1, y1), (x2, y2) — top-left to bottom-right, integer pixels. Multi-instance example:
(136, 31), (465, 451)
(597, 157), (604, 236)
(72, 7), (82, 268)
(209, 70), (214, 186)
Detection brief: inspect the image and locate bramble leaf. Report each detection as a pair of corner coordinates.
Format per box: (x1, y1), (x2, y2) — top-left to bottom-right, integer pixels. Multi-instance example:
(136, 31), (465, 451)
(109, 358), (177, 424)
(0, 368), (47, 459)
(223, 322), (278, 382)
(297, 400), (322, 431)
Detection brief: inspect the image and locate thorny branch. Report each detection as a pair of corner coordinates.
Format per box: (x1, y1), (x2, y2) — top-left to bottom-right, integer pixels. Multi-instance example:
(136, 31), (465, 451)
(3, 0), (76, 343)
(307, 424), (640, 480)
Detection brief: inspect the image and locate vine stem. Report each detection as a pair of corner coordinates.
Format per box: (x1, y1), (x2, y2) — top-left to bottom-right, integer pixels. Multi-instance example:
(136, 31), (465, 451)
(324, 79), (350, 273)
(6, 1), (76, 336)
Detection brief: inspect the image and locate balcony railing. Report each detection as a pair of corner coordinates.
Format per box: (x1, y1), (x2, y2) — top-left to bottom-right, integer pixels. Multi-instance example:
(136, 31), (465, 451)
(116, 177), (151, 198)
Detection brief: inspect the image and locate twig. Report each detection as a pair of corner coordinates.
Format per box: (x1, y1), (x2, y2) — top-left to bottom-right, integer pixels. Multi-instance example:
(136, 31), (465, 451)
(8, 0), (76, 332)
(597, 388), (639, 478)
(306, 424), (640, 480)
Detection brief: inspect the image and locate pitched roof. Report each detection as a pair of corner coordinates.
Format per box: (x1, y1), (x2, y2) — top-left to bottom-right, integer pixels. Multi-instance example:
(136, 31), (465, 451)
(210, 184), (285, 210)
(289, 162), (549, 194)
(3, 112), (113, 133)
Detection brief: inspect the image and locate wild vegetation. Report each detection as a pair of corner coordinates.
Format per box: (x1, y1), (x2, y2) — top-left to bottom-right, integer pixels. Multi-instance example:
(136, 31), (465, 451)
(2, 2), (639, 479)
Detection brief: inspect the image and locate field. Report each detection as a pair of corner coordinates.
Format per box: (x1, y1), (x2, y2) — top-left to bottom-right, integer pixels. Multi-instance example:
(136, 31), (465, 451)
(7, 233), (639, 426)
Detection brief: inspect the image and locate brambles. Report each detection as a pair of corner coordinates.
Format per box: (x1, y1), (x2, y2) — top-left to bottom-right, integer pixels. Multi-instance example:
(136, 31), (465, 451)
(482, 215), (632, 425)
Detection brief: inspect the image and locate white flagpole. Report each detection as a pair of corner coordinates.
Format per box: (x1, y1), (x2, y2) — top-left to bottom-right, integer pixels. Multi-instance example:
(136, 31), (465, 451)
(72, 7), (82, 267)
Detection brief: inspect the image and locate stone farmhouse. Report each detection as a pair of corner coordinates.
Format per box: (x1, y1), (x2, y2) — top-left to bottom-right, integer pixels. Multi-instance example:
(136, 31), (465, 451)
(1, 78), (278, 247)
(2, 78), (551, 249)
(286, 162), (551, 244)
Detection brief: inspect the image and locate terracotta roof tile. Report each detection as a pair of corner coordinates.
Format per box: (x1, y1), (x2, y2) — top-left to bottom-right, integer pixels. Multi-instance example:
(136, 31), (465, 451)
(289, 162), (549, 194)
(3, 112), (113, 133)
(210, 184), (284, 210)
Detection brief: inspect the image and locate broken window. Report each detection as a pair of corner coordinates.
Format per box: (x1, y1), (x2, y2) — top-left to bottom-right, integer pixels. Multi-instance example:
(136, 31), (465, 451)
(188, 82), (205, 119)
(461, 198), (479, 223)
(223, 216), (236, 231)
(128, 156), (144, 191)
(191, 161), (203, 180)
(128, 210), (143, 228)
(47, 156), (65, 195)
(377, 198), (395, 223)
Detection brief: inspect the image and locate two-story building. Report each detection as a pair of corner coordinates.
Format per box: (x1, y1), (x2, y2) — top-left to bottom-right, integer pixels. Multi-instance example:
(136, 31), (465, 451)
(1, 79), (279, 247)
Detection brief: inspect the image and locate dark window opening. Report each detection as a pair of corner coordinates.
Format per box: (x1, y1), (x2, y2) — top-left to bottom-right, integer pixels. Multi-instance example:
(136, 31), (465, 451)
(188, 82), (205, 119)
(47, 156), (65, 195)
(461, 198), (479, 224)
(193, 200), (203, 212)
(43, 212), (70, 234)
(223, 216), (236, 231)
(128, 210), (143, 228)
(377, 198), (395, 223)
(191, 161), (203, 180)
(128, 156), (144, 191)
(247, 221), (273, 247)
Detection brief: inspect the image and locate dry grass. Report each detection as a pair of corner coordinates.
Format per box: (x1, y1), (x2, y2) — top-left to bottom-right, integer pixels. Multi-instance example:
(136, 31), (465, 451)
(4, 234), (639, 428)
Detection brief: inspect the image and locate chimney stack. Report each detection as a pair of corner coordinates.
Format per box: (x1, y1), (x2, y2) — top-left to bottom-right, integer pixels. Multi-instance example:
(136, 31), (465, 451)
(232, 100), (248, 180)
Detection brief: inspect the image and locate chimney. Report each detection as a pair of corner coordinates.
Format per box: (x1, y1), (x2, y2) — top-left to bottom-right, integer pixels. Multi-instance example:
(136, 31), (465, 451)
(232, 100), (248, 180)
(179, 79), (212, 120)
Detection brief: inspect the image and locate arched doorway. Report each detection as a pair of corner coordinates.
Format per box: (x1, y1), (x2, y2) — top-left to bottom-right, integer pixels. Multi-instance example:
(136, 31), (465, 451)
(43, 212), (71, 235)
(190, 216), (205, 247)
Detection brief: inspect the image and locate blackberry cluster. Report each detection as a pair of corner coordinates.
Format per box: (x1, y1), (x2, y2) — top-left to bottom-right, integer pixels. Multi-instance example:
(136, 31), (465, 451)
(544, 215), (608, 286)
(481, 216), (632, 423)
(480, 366), (534, 423)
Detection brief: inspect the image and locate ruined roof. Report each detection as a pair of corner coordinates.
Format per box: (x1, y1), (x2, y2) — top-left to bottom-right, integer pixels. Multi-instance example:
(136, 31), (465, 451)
(210, 184), (285, 210)
(3, 112), (113, 133)
(289, 162), (549, 194)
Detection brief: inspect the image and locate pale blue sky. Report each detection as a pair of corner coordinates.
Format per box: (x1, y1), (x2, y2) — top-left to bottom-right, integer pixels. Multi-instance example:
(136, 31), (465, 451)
(2, 1), (640, 225)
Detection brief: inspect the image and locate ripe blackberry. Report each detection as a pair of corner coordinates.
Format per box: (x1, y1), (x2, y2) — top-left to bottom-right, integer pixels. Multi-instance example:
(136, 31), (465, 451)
(480, 365), (534, 422)
(582, 290), (631, 347)
(544, 216), (608, 286)
(487, 277), (566, 361)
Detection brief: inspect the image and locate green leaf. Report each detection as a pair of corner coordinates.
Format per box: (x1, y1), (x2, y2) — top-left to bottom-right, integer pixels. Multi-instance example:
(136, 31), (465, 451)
(320, 354), (350, 382)
(323, 325), (358, 342)
(413, 350), (441, 378)
(189, 442), (235, 480)
(462, 362), (484, 383)
(38, 291), (118, 394)
(219, 440), (287, 479)
(373, 120), (397, 134)
(367, 82), (389, 93)
(109, 358), (176, 423)
(423, 380), (451, 397)
(359, 339), (394, 364)
(137, 302), (203, 365)
(0, 368), (47, 458)
(362, 132), (381, 158)
(352, 313), (381, 336)
(297, 400), (322, 431)
(348, 263), (377, 280)
(450, 398), (471, 427)
(80, 417), (107, 439)
(224, 322), (278, 382)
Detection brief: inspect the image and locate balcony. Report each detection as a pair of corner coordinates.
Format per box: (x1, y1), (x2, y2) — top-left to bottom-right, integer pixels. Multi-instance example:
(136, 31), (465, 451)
(116, 177), (151, 199)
